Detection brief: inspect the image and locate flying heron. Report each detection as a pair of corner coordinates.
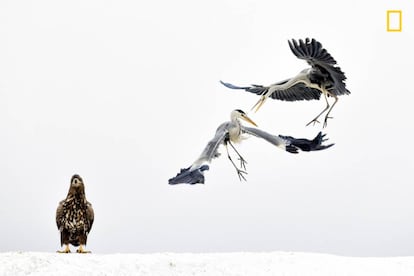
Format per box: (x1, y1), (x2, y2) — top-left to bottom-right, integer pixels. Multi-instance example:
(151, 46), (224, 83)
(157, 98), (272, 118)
(168, 109), (334, 185)
(220, 38), (350, 127)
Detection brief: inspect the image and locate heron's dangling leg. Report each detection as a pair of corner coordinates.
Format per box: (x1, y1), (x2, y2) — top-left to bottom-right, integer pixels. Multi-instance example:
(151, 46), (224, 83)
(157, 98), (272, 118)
(225, 142), (247, 181)
(228, 140), (247, 170)
(306, 92), (330, 127)
(57, 244), (71, 253)
(323, 93), (338, 128)
(251, 95), (267, 113)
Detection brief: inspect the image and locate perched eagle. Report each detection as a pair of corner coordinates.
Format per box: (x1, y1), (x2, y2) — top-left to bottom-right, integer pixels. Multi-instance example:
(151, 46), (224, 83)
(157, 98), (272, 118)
(56, 174), (94, 253)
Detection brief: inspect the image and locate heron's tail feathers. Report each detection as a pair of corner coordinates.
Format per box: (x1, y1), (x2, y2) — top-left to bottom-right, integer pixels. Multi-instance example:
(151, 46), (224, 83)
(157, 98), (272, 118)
(280, 132), (334, 152)
(168, 165), (209, 185)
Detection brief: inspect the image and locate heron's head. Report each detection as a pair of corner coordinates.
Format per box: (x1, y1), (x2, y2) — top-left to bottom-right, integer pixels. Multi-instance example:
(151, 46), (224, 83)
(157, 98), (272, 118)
(231, 109), (258, 127)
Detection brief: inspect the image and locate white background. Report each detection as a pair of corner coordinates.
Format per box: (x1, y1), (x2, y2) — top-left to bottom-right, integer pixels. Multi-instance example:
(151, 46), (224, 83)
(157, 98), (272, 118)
(1, 0), (413, 256)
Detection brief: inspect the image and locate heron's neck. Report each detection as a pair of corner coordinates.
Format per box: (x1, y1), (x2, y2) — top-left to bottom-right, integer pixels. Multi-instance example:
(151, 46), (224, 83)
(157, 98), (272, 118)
(231, 116), (241, 127)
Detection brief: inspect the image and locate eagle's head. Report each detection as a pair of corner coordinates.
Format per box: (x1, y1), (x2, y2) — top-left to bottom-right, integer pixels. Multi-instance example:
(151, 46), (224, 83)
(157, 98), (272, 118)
(69, 174), (85, 194)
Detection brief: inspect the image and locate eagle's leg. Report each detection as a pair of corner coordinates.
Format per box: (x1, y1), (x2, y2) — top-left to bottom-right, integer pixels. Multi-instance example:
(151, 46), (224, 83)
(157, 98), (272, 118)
(76, 244), (91, 254)
(228, 140), (247, 170)
(323, 93), (338, 128)
(225, 142), (247, 181)
(57, 244), (71, 253)
(306, 92), (330, 127)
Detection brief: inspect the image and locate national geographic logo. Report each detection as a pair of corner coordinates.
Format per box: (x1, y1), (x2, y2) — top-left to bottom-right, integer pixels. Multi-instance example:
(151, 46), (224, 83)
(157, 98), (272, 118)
(387, 10), (402, 32)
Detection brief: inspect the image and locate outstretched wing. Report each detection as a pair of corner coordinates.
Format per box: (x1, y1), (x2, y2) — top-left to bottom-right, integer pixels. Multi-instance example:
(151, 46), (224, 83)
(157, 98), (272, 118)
(288, 38), (350, 96)
(278, 131), (334, 151)
(192, 122), (230, 166)
(169, 123), (230, 185)
(242, 127), (299, 153)
(220, 80), (321, 101)
(243, 127), (334, 152)
(168, 165), (210, 185)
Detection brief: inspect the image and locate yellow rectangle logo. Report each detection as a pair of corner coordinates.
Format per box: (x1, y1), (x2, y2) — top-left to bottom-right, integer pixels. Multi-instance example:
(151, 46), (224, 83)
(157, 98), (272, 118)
(387, 10), (402, 32)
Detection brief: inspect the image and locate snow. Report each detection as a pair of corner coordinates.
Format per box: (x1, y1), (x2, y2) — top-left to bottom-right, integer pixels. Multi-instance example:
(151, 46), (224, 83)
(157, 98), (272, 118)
(2, 252), (414, 276)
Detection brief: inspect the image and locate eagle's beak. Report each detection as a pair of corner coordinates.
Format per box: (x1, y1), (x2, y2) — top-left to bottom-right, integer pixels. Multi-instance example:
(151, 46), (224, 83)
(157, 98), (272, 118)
(241, 114), (258, 127)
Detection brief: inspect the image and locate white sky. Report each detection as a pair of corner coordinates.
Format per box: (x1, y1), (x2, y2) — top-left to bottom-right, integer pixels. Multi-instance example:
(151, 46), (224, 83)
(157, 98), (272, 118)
(0, 0), (413, 256)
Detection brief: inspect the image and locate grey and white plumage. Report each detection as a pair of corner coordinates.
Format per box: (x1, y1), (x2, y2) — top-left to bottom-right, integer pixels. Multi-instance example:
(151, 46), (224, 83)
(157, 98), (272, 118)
(168, 109), (333, 185)
(221, 38), (350, 127)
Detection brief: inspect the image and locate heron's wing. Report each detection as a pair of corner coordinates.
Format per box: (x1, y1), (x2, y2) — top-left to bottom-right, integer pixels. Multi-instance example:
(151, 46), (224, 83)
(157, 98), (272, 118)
(168, 165), (209, 185)
(220, 80), (269, 95)
(169, 123), (230, 185)
(288, 38), (350, 95)
(193, 123), (230, 165)
(242, 126), (299, 153)
(220, 80), (321, 101)
(243, 127), (334, 152)
(278, 131), (335, 151)
(268, 82), (322, 101)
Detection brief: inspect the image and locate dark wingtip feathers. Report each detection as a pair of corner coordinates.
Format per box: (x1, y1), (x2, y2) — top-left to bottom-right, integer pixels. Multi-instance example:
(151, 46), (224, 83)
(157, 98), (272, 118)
(280, 131), (334, 152)
(288, 38), (337, 65)
(168, 165), (210, 185)
(220, 80), (250, 90)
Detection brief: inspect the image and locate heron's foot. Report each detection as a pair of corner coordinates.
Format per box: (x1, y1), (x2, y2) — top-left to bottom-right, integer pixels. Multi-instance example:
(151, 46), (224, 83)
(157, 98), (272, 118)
(76, 245), (91, 254)
(238, 156), (248, 170)
(306, 118), (320, 127)
(236, 169), (248, 182)
(57, 245), (71, 253)
(323, 116), (333, 128)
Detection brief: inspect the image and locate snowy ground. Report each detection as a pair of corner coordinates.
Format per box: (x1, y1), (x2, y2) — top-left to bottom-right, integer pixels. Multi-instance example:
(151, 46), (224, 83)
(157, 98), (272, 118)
(2, 252), (414, 276)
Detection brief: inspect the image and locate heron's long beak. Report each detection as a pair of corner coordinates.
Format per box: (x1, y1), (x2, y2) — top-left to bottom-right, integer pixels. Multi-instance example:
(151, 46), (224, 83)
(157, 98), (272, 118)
(241, 114), (258, 127)
(251, 96), (267, 113)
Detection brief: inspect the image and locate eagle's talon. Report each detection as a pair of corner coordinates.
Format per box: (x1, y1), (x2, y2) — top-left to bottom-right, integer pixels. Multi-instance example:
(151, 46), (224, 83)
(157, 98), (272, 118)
(76, 245), (91, 254)
(57, 244), (71, 253)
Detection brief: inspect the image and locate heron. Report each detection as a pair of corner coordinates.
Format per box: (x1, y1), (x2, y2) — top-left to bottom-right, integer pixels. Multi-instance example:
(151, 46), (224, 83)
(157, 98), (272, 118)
(168, 109), (334, 185)
(220, 38), (350, 127)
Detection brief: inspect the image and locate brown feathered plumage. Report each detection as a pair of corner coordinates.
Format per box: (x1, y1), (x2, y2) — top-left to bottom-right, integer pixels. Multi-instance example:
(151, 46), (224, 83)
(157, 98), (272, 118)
(56, 174), (94, 253)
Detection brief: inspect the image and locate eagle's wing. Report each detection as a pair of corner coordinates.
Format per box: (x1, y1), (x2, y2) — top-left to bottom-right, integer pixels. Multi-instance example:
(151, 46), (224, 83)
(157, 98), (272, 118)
(288, 38), (350, 96)
(86, 201), (94, 234)
(56, 200), (64, 230)
(169, 122), (230, 185)
(56, 200), (66, 246)
(220, 80), (321, 101)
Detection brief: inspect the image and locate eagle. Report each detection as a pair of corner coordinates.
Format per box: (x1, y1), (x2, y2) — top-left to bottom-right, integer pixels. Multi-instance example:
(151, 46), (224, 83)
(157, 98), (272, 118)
(56, 174), (94, 253)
